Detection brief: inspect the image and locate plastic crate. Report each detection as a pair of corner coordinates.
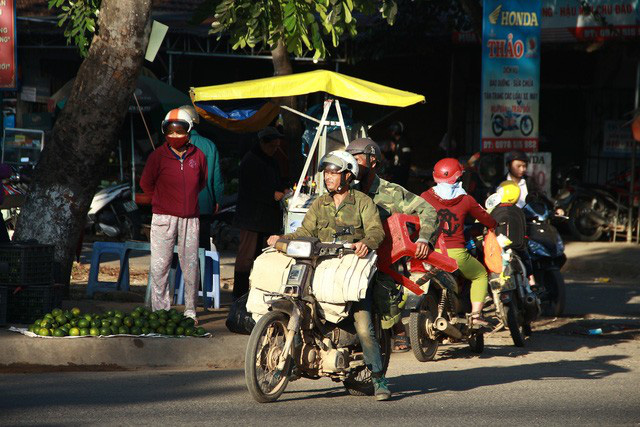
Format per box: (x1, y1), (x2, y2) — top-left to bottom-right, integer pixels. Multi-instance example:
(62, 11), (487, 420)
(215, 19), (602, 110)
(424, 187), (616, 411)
(5, 284), (64, 324)
(0, 243), (54, 286)
(0, 285), (7, 325)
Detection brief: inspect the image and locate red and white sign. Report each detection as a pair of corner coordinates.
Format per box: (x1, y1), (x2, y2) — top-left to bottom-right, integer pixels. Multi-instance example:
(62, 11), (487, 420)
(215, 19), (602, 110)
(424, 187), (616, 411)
(0, 0), (16, 90)
(483, 137), (539, 152)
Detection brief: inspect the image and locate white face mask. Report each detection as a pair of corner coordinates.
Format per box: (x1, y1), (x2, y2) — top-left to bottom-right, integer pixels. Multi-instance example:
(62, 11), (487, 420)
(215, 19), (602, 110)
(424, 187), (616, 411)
(434, 181), (467, 200)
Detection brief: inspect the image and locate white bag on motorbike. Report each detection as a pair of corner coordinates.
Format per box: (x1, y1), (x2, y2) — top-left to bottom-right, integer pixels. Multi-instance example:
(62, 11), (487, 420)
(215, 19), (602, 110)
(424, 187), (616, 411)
(311, 251), (377, 304)
(246, 249), (295, 320)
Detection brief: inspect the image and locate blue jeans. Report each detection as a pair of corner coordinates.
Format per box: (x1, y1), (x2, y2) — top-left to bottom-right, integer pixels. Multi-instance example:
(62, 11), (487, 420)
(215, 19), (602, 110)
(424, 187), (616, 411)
(352, 293), (384, 375)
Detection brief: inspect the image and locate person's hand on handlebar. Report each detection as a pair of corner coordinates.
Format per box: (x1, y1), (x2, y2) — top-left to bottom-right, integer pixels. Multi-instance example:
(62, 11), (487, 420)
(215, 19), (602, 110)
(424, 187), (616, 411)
(267, 235), (281, 246)
(415, 242), (430, 259)
(352, 241), (369, 258)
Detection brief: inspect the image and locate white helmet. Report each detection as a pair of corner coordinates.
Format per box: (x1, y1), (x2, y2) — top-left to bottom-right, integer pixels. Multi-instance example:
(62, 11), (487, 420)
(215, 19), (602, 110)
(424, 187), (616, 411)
(178, 104), (200, 124)
(319, 150), (359, 184)
(162, 108), (193, 134)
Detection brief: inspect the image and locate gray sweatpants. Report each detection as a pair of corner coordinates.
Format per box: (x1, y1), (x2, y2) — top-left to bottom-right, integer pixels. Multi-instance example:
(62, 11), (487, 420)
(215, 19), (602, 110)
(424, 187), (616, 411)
(149, 214), (200, 316)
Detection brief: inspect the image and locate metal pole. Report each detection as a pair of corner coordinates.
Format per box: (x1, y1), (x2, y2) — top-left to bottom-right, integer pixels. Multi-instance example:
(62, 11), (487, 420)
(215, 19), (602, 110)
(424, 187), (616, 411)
(168, 52), (173, 86)
(627, 60), (640, 243)
(130, 115), (136, 201)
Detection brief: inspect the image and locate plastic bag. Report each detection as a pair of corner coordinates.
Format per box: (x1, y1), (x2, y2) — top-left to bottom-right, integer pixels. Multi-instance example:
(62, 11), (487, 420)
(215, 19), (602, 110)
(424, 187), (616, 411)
(225, 293), (255, 335)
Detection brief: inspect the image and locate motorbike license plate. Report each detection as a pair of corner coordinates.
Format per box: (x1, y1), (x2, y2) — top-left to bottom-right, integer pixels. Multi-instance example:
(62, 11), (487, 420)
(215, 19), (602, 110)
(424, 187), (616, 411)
(123, 200), (138, 212)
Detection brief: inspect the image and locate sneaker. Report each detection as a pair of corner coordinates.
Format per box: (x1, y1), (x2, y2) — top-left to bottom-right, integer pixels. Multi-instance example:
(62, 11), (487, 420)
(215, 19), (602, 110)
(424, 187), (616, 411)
(373, 376), (392, 401)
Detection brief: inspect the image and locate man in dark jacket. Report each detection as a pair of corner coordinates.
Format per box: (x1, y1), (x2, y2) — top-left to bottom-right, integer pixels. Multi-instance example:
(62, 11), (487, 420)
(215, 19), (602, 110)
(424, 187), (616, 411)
(232, 127), (287, 300)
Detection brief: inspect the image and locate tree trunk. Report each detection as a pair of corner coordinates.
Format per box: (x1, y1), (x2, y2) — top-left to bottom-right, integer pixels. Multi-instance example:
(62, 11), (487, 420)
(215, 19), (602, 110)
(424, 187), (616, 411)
(271, 40), (304, 183)
(14, 0), (152, 290)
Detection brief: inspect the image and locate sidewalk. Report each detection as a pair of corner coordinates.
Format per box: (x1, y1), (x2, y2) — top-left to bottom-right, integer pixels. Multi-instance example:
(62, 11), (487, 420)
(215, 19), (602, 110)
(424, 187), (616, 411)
(562, 241), (640, 281)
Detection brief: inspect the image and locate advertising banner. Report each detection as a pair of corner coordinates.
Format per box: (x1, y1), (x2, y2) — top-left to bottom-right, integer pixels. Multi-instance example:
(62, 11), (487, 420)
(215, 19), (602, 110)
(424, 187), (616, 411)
(0, 0), (16, 90)
(603, 120), (640, 157)
(481, 0), (541, 153)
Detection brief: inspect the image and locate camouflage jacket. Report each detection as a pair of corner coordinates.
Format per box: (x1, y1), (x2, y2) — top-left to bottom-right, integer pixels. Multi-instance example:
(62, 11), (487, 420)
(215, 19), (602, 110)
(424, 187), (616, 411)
(362, 175), (438, 244)
(283, 189), (385, 250)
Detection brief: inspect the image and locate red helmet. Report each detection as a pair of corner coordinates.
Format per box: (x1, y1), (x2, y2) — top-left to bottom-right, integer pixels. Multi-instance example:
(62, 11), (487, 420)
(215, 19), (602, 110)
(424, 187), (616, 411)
(433, 158), (464, 184)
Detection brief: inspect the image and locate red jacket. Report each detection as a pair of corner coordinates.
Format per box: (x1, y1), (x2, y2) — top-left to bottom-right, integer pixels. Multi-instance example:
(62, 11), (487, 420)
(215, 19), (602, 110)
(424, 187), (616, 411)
(140, 143), (207, 218)
(420, 188), (497, 249)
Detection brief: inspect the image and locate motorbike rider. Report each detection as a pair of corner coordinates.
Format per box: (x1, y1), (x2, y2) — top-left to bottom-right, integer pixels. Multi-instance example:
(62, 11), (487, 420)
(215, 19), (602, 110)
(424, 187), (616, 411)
(266, 150), (391, 401)
(385, 121), (412, 187)
(421, 158), (498, 327)
(504, 150), (564, 216)
(346, 138), (439, 352)
(490, 180), (536, 288)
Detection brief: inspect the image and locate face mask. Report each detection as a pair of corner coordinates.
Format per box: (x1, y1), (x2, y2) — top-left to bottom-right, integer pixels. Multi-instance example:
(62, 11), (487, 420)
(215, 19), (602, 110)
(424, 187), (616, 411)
(167, 134), (189, 150)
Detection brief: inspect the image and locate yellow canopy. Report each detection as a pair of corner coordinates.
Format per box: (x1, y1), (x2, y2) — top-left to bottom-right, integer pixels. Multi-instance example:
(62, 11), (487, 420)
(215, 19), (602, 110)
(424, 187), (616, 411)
(190, 70), (425, 107)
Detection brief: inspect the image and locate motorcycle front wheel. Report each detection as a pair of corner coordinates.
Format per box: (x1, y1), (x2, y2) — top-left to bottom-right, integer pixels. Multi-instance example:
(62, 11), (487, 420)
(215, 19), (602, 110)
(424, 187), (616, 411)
(492, 115), (504, 136)
(343, 313), (391, 396)
(245, 311), (291, 403)
(409, 293), (439, 362)
(542, 270), (566, 317)
(520, 116), (534, 136)
(504, 299), (526, 347)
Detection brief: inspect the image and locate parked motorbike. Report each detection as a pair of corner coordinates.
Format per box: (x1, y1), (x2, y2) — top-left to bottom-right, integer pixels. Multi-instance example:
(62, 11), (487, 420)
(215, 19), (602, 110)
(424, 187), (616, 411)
(244, 237), (391, 403)
(524, 200), (567, 317)
(555, 165), (635, 241)
(87, 183), (142, 240)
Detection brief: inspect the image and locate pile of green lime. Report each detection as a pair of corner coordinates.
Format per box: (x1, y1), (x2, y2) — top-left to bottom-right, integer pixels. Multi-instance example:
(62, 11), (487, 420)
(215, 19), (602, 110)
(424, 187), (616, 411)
(27, 307), (207, 337)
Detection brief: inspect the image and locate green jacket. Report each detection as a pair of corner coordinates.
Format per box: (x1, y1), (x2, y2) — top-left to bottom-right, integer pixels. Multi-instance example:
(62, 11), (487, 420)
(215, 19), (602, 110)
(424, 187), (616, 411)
(283, 189), (385, 250)
(190, 130), (223, 215)
(362, 175), (438, 244)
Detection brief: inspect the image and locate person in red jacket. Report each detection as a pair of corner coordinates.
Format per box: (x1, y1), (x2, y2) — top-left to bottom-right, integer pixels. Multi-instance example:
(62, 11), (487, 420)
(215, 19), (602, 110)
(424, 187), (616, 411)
(140, 108), (207, 323)
(421, 158), (497, 326)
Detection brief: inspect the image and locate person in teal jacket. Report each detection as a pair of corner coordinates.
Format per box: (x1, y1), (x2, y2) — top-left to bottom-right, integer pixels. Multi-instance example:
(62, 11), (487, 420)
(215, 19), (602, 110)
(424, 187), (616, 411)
(179, 105), (224, 249)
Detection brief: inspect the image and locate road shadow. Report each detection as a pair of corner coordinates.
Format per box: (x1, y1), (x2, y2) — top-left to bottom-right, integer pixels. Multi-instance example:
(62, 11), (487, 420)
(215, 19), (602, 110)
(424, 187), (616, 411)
(391, 354), (630, 400)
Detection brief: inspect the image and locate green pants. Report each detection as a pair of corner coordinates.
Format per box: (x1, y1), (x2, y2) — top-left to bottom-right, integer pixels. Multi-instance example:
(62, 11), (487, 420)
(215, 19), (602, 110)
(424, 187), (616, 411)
(438, 248), (488, 303)
(372, 272), (406, 330)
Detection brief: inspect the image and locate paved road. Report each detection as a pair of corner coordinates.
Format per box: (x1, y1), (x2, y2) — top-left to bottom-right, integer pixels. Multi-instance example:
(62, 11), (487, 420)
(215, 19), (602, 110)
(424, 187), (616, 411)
(2, 277), (640, 426)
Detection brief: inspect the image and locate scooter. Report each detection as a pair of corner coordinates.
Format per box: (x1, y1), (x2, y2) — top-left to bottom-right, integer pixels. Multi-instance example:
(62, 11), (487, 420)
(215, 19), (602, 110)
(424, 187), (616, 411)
(377, 214), (484, 362)
(87, 183), (142, 240)
(524, 199), (567, 317)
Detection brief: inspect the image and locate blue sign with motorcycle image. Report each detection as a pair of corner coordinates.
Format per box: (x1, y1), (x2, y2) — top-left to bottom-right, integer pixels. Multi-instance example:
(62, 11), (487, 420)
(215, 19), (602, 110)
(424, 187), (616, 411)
(481, 0), (541, 153)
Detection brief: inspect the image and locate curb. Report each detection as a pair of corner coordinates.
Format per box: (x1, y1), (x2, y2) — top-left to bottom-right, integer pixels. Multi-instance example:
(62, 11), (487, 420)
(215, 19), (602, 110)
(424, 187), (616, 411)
(0, 329), (248, 370)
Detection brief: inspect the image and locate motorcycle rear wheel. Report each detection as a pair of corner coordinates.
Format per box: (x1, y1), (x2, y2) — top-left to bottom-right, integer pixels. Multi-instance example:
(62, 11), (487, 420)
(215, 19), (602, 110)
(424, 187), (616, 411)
(409, 294), (439, 362)
(343, 314), (391, 396)
(569, 200), (604, 242)
(505, 300), (526, 347)
(245, 311), (291, 403)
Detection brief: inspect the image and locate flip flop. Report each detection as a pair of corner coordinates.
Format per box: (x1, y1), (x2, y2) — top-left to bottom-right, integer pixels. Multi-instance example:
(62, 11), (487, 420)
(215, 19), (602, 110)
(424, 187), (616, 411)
(392, 335), (411, 353)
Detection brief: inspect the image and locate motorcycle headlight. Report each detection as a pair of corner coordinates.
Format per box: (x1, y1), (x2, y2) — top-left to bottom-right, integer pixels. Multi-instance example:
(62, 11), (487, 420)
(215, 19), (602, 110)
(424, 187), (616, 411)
(286, 240), (313, 258)
(528, 239), (551, 257)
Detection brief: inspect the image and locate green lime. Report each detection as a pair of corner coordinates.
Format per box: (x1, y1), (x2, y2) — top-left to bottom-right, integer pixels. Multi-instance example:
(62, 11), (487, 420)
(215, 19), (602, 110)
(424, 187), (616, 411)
(69, 327), (80, 337)
(60, 325), (69, 333)
(79, 328), (90, 336)
(184, 327), (194, 336)
(157, 311), (168, 319)
(111, 317), (123, 327)
(101, 319), (111, 328)
(130, 326), (142, 335)
(34, 318), (43, 326)
(70, 319), (79, 327)
(110, 326), (119, 335)
(52, 308), (63, 317)
(196, 327), (206, 336)
(134, 306), (145, 313)
(140, 327), (151, 335)
(149, 320), (160, 330)
(53, 329), (66, 337)
(175, 327), (185, 336)
(168, 308), (178, 316)
(158, 317), (167, 326)
(131, 311), (141, 319)
(71, 307), (81, 317)
(78, 319), (90, 329)
(118, 326), (130, 335)
(38, 327), (51, 336)
(40, 319), (51, 328)
(84, 314), (93, 322)
(165, 326), (175, 335)
(91, 319), (101, 328)
(148, 313), (159, 321)
(134, 318), (144, 328)
(106, 310), (114, 317)
(55, 315), (66, 325)
(44, 313), (54, 320)
(99, 327), (111, 335)
(170, 314), (182, 324)
(114, 310), (124, 319)
(89, 327), (100, 336)
(123, 317), (134, 328)
(155, 326), (166, 335)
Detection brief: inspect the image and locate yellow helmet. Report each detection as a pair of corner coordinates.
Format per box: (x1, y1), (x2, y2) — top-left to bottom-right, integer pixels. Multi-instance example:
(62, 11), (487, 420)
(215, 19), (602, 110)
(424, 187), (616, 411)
(498, 180), (521, 205)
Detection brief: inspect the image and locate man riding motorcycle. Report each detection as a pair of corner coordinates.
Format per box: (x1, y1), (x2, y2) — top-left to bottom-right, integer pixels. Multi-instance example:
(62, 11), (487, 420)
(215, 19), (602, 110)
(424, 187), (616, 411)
(266, 150), (391, 401)
(346, 138), (439, 352)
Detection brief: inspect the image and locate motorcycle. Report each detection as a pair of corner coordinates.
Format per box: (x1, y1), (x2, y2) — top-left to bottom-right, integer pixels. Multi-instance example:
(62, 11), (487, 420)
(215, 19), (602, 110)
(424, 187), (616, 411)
(524, 199), (567, 317)
(244, 236), (391, 403)
(555, 165), (635, 241)
(87, 183), (142, 240)
(491, 110), (534, 137)
(380, 215), (484, 362)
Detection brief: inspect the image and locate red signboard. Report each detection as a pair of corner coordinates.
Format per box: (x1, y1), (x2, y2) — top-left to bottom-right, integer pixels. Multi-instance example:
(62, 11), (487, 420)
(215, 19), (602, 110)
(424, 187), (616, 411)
(0, 0), (16, 90)
(482, 137), (539, 153)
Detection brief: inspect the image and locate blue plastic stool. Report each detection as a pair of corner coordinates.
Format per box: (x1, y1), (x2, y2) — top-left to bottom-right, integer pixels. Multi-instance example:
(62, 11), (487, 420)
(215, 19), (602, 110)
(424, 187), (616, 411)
(173, 250), (221, 309)
(86, 242), (127, 297)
